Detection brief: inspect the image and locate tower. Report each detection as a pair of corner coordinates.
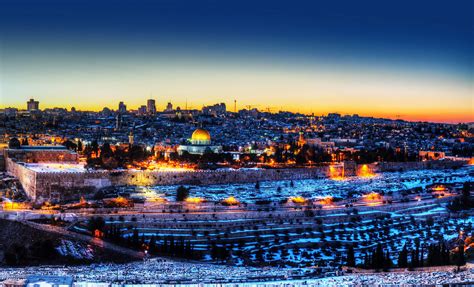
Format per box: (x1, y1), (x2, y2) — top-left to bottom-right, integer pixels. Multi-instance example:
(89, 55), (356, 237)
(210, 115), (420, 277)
(166, 102), (173, 112)
(118, 101), (127, 114)
(147, 99), (156, 115)
(128, 130), (134, 145)
(27, 99), (39, 111)
(115, 114), (122, 131)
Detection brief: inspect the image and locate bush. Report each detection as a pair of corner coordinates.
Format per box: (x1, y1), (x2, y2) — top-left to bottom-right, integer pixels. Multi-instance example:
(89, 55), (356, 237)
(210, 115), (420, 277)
(176, 186), (190, 201)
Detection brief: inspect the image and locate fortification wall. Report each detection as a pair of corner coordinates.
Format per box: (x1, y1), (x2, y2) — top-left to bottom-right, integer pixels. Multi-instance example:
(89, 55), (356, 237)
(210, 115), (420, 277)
(6, 158), (468, 203)
(5, 158), (37, 199)
(31, 166), (336, 202)
(374, 160), (466, 172)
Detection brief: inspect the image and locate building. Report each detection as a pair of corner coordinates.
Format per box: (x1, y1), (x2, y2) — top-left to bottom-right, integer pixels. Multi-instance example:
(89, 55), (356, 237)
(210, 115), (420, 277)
(298, 133), (335, 153)
(177, 128), (222, 155)
(165, 102), (173, 112)
(3, 107), (18, 117)
(147, 99), (156, 115)
(118, 101), (127, 113)
(115, 114), (122, 130)
(202, 103), (226, 116)
(419, 151), (445, 160)
(27, 99), (39, 111)
(138, 105), (147, 116)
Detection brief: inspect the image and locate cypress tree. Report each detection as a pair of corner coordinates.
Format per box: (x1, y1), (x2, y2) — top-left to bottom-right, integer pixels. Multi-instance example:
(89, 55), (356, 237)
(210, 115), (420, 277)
(398, 244), (408, 268)
(456, 243), (466, 267)
(346, 245), (356, 267)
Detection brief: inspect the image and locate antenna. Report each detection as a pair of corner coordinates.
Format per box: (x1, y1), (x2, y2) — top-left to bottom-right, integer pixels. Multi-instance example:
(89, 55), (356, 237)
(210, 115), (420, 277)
(234, 99), (237, 113)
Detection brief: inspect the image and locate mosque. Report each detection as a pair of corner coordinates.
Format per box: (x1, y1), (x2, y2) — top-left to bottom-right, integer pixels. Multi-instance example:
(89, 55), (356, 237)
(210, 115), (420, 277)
(177, 128), (222, 155)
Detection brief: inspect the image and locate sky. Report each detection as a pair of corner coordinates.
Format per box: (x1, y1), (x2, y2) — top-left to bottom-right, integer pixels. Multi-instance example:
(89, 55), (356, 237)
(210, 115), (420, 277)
(0, 0), (472, 123)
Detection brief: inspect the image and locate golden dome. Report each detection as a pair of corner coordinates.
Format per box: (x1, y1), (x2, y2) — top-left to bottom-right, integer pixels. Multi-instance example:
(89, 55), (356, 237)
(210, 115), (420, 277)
(191, 128), (211, 142)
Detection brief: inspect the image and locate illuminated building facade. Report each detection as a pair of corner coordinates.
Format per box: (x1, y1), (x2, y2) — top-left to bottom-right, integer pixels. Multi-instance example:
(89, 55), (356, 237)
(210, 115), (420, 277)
(27, 98), (39, 111)
(177, 128), (222, 155)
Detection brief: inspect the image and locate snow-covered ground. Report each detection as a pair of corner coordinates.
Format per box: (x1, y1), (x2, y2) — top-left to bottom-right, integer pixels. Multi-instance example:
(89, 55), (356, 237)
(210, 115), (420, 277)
(55, 240), (93, 260)
(1, 260), (472, 285)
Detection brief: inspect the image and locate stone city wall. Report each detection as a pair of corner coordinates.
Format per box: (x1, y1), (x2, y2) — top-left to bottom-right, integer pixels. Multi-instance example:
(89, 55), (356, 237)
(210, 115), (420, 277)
(373, 160), (467, 172)
(6, 158), (468, 203)
(30, 166), (337, 202)
(5, 158), (37, 199)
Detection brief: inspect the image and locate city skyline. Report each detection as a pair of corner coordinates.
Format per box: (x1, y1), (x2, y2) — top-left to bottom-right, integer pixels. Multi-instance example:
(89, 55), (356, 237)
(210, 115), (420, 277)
(1, 0), (473, 123)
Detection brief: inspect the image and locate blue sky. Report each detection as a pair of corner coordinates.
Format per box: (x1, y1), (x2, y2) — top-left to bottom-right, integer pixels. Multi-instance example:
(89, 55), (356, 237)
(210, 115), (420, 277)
(0, 0), (472, 122)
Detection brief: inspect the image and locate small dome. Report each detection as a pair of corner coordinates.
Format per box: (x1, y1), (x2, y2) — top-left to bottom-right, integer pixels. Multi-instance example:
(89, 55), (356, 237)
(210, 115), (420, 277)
(191, 128), (211, 142)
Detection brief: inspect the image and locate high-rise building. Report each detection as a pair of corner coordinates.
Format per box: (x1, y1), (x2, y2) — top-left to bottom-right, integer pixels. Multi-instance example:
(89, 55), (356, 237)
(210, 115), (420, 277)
(27, 99), (39, 111)
(147, 99), (156, 115)
(115, 114), (122, 131)
(202, 103), (226, 116)
(165, 102), (173, 112)
(138, 105), (147, 116)
(118, 101), (127, 114)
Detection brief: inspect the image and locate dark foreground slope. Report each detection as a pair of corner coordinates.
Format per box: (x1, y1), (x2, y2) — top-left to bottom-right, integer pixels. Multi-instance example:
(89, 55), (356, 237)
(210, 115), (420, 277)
(0, 219), (131, 266)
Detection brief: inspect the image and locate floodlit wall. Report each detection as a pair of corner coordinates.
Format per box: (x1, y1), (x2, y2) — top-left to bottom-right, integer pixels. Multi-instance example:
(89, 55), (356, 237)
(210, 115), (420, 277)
(30, 166), (335, 202)
(5, 158), (37, 199)
(6, 158), (467, 203)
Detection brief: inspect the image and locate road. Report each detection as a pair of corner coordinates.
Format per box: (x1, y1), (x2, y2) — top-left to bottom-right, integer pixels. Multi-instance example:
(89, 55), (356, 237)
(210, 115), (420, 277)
(20, 220), (145, 260)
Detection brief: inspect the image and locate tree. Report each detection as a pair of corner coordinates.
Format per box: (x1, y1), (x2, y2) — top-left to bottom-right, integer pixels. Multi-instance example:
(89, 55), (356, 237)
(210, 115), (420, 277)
(455, 243), (466, 268)
(398, 244), (408, 268)
(77, 140), (83, 152)
(176, 186), (190, 201)
(132, 228), (139, 248)
(373, 243), (384, 270)
(63, 139), (77, 151)
(346, 245), (356, 267)
(148, 236), (156, 254)
(8, 138), (21, 149)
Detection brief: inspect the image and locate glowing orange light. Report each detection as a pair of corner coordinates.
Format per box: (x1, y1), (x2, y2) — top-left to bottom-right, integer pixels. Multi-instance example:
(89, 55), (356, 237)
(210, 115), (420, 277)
(432, 185), (446, 192)
(222, 196), (239, 205)
(3, 201), (30, 210)
(357, 164), (376, 178)
(104, 196), (133, 207)
(132, 161), (195, 171)
(365, 192), (382, 201)
(468, 158), (474, 165)
(318, 196), (334, 205)
(94, 229), (104, 238)
(289, 196), (306, 204)
(185, 197), (205, 204)
(329, 165), (344, 181)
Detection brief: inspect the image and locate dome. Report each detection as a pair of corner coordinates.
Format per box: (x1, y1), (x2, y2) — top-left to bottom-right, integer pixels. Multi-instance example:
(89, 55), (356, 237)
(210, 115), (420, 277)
(191, 128), (211, 141)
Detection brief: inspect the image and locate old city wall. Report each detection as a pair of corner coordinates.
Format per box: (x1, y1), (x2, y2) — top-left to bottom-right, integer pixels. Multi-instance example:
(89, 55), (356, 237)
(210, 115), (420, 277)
(31, 166), (337, 202)
(373, 160), (467, 172)
(7, 159), (467, 203)
(5, 158), (37, 199)
(116, 166), (334, 186)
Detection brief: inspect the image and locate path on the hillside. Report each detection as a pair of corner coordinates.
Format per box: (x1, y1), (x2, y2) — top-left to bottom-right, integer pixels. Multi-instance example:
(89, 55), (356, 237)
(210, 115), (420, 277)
(20, 220), (145, 260)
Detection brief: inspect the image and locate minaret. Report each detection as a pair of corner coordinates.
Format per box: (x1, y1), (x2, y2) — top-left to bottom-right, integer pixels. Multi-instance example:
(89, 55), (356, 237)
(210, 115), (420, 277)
(298, 131), (306, 147)
(128, 130), (134, 145)
(115, 114), (122, 131)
